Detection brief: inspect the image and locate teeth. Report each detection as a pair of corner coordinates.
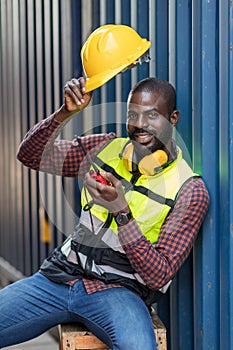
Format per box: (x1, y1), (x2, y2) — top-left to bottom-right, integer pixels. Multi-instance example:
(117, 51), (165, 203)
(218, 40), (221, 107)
(136, 134), (150, 138)
(135, 134), (153, 144)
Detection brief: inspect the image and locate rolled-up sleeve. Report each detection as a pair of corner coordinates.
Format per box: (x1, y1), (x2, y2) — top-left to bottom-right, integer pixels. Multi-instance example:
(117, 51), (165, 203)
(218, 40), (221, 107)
(17, 113), (116, 177)
(118, 177), (210, 290)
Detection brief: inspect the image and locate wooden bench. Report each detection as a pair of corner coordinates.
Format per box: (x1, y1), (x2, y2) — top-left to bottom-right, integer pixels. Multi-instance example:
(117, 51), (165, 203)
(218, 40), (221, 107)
(59, 309), (167, 350)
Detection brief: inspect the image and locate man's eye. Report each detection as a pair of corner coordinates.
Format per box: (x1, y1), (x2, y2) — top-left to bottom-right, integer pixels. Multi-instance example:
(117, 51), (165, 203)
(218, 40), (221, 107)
(147, 112), (160, 119)
(128, 113), (137, 119)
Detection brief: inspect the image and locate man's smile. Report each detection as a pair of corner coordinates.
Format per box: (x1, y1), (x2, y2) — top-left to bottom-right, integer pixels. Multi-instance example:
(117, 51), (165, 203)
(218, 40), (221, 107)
(132, 132), (154, 145)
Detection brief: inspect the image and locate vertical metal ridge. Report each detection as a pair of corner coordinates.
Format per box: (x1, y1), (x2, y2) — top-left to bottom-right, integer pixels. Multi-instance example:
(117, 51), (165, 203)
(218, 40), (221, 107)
(149, 0), (156, 77)
(219, 2), (231, 350)
(229, 3), (233, 348)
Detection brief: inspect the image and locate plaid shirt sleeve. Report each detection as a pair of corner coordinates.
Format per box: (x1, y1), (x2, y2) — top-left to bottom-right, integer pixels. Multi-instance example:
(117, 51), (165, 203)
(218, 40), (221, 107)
(17, 113), (116, 176)
(118, 177), (210, 290)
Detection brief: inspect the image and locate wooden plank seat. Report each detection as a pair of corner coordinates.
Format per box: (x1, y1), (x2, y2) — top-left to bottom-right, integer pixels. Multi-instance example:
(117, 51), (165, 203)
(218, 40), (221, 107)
(59, 309), (167, 350)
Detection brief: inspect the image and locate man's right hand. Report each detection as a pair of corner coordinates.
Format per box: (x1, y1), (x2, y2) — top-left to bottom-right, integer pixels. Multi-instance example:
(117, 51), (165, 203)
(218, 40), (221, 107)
(63, 77), (92, 112)
(55, 77), (93, 122)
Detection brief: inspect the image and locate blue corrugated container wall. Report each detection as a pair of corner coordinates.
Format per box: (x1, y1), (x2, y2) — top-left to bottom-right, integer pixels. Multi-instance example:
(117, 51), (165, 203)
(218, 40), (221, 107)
(0, 0), (232, 349)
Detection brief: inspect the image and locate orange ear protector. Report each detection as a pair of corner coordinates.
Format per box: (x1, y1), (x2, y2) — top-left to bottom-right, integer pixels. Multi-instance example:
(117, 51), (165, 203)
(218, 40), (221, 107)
(121, 142), (168, 176)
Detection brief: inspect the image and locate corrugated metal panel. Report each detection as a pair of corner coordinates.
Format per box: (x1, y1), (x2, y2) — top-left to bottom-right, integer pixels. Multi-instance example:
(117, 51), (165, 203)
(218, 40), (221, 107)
(0, 0), (233, 349)
(193, 1), (220, 349)
(174, 2), (194, 348)
(229, 5), (233, 350)
(219, 2), (233, 350)
(0, 0), (74, 274)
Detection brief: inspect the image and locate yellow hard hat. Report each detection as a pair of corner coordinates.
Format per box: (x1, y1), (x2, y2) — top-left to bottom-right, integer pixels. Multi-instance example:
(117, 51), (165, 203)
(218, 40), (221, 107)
(81, 24), (151, 92)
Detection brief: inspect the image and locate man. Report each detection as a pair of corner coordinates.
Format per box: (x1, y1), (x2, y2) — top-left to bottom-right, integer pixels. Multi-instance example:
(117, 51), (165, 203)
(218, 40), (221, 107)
(0, 77), (209, 349)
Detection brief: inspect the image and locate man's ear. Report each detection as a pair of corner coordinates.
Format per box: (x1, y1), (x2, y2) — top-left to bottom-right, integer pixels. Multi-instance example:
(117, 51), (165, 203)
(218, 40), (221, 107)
(170, 110), (180, 126)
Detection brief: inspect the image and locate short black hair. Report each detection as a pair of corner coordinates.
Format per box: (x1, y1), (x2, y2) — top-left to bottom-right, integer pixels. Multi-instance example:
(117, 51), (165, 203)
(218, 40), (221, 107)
(129, 77), (176, 116)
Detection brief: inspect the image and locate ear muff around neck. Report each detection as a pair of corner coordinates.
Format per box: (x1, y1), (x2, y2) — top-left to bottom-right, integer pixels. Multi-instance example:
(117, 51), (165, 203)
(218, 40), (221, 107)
(138, 150), (168, 175)
(121, 142), (168, 176)
(121, 143), (137, 173)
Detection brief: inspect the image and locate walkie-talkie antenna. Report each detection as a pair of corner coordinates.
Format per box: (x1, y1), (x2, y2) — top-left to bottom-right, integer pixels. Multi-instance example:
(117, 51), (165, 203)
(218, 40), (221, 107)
(76, 136), (99, 173)
(76, 136), (110, 185)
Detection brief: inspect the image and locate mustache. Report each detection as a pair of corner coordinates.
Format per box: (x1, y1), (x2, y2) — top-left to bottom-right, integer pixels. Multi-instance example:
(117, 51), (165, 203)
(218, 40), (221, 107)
(130, 128), (157, 137)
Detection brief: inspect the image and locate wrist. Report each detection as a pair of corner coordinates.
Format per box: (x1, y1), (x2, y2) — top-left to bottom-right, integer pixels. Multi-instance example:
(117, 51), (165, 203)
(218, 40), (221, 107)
(112, 205), (130, 217)
(113, 208), (133, 227)
(54, 104), (76, 122)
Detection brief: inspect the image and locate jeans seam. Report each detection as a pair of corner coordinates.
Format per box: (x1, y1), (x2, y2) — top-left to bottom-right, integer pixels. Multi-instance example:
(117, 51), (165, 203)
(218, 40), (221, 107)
(70, 313), (114, 349)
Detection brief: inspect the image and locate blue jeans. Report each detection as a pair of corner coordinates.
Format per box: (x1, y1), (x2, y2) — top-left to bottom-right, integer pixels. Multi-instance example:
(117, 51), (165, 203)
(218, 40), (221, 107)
(0, 272), (157, 349)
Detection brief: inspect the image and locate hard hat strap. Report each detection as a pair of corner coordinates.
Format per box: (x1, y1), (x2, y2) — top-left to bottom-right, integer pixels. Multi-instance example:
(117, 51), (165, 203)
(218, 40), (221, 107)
(122, 52), (151, 73)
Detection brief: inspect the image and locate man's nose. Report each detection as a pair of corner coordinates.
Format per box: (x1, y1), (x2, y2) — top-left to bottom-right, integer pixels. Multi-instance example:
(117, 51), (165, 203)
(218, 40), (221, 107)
(135, 114), (148, 129)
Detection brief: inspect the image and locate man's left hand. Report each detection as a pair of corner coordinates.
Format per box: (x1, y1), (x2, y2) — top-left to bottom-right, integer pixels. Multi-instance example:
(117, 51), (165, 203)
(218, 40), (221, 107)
(84, 172), (129, 214)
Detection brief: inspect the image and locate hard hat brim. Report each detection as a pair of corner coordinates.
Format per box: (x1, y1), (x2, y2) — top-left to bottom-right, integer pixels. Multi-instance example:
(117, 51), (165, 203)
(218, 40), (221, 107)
(85, 41), (151, 93)
(85, 65), (126, 93)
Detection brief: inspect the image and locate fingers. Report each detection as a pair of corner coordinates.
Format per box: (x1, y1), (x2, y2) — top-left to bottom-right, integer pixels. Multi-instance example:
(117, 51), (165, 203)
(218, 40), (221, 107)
(99, 172), (120, 188)
(84, 173), (117, 201)
(84, 172), (128, 213)
(85, 172), (120, 191)
(64, 78), (86, 105)
(84, 172), (112, 193)
(81, 164), (128, 214)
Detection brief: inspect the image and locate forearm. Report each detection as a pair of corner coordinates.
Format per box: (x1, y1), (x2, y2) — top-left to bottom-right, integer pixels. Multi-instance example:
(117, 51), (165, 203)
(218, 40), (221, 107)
(17, 111), (74, 175)
(17, 77), (93, 175)
(54, 104), (78, 122)
(118, 221), (173, 290)
(17, 110), (117, 177)
(118, 178), (210, 290)
(118, 220), (195, 290)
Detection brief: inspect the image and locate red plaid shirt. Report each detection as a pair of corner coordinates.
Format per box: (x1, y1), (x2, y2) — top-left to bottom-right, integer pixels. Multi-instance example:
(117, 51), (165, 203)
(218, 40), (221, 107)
(17, 113), (210, 294)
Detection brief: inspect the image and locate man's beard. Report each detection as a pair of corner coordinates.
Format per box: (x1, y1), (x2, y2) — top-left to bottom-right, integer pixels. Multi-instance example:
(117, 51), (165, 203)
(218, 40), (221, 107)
(128, 128), (172, 154)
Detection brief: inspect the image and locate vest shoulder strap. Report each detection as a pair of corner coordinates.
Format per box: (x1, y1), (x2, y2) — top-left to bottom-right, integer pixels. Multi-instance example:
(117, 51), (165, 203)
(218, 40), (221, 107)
(133, 185), (175, 208)
(92, 138), (175, 207)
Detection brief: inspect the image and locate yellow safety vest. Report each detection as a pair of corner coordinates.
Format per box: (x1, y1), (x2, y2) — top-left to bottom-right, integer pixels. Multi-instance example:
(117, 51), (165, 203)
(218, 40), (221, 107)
(42, 137), (199, 305)
(81, 138), (197, 243)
